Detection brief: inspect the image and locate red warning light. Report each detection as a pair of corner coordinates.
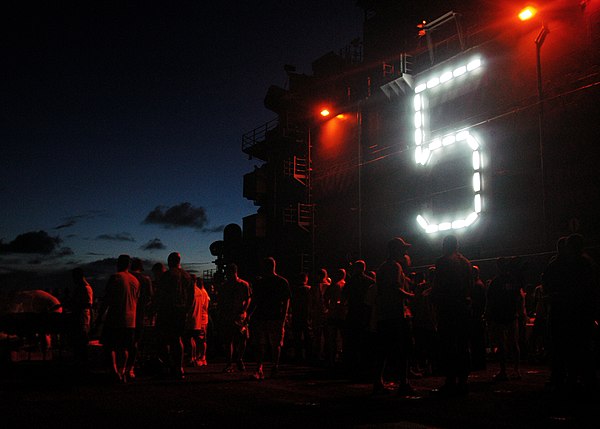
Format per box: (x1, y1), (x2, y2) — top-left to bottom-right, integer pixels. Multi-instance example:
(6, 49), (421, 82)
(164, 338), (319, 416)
(417, 20), (427, 37)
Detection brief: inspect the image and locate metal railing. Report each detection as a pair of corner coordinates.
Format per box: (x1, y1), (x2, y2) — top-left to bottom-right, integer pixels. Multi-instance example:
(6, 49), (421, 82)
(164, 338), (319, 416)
(242, 118), (278, 153)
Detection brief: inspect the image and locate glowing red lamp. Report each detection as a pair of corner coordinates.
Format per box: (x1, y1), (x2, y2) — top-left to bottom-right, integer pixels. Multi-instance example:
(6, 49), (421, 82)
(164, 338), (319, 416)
(518, 6), (537, 21)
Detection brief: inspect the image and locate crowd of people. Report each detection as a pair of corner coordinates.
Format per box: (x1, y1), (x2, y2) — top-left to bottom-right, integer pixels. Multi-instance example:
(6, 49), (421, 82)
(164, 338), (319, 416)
(9, 233), (598, 397)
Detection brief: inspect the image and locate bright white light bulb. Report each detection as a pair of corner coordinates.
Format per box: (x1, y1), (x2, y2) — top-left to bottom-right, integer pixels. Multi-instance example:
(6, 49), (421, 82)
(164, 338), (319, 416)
(452, 219), (466, 229)
(426, 224), (439, 233)
(472, 151), (480, 170)
(453, 66), (466, 77)
(465, 212), (478, 226)
(429, 138), (442, 150)
(440, 71), (453, 83)
(474, 194), (482, 213)
(414, 94), (422, 111)
(473, 172), (481, 192)
(467, 58), (481, 71)
(414, 112), (423, 128)
(456, 130), (469, 141)
(467, 135), (479, 150)
(415, 129), (423, 145)
(439, 222), (452, 231)
(442, 135), (456, 146)
(427, 77), (440, 89)
(415, 146), (422, 164)
(417, 215), (428, 229)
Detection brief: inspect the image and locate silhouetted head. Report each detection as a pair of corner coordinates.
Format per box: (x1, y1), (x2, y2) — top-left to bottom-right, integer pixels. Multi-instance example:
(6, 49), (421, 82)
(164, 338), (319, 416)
(566, 233), (584, 255)
(226, 263), (238, 279)
(442, 235), (459, 255)
(353, 260), (366, 274)
(297, 272), (309, 285)
(131, 257), (143, 272)
(427, 266), (436, 282)
(117, 254), (131, 271)
(401, 254), (411, 270)
(332, 268), (346, 283)
(387, 237), (411, 261)
(556, 236), (568, 255)
(167, 252), (181, 269)
(261, 257), (276, 276)
(152, 262), (166, 280)
(72, 267), (85, 284)
(318, 268), (328, 282)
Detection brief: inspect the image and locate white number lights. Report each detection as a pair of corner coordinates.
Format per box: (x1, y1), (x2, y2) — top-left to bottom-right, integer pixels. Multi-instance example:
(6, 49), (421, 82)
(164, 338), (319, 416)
(413, 58), (483, 234)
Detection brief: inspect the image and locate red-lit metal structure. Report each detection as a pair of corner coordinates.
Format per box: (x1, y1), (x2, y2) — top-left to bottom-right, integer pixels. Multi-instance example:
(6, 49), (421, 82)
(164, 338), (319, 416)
(239, 1), (600, 281)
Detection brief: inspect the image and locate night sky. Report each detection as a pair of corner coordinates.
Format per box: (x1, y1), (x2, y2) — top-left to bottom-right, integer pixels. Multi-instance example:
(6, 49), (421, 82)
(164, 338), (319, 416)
(1, 1), (363, 277)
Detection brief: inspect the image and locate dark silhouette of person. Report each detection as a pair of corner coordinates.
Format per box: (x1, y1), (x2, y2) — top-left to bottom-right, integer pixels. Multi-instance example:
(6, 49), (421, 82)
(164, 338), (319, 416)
(529, 274), (550, 363)
(248, 257), (290, 380)
(70, 267), (94, 369)
(97, 254), (140, 382)
(343, 260), (375, 375)
(154, 252), (194, 379)
(469, 265), (487, 371)
(545, 234), (599, 391)
(129, 257), (154, 379)
(543, 236), (570, 388)
(219, 263), (252, 372)
(373, 237), (415, 396)
(410, 267), (438, 376)
(310, 268), (330, 363)
(290, 272), (313, 363)
(486, 257), (526, 381)
(431, 235), (473, 396)
(324, 268), (347, 367)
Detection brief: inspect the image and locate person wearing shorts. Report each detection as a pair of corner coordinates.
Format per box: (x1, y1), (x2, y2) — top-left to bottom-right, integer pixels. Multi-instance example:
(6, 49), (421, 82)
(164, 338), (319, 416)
(249, 257), (290, 380)
(98, 255), (140, 383)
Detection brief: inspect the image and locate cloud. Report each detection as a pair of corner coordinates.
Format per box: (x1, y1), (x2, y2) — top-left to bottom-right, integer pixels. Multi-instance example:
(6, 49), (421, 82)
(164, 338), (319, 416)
(53, 210), (109, 230)
(57, 247), (74, 257)
(0, 231), (62, 254)
(54, 220), (77, 230)
(0, 257), (24, 265)
(143, 202), (208, 230)
(96, 232), (136, 242)
(203, 224), (226, 233)
(140, 238), (166, 251)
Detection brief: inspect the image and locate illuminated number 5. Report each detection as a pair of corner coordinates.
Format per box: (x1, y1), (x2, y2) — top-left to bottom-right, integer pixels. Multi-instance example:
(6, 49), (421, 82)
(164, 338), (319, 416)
(413, 58), (483, 233)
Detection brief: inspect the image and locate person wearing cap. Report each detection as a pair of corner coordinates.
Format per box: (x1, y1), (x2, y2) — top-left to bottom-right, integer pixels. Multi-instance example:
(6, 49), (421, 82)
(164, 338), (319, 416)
(372, 237), (415, 395)
(431, 235), (473, 396)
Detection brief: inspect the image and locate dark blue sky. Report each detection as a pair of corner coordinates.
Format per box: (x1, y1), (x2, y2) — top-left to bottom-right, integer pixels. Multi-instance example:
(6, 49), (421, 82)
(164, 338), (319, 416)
(1, 1), (363, 274)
